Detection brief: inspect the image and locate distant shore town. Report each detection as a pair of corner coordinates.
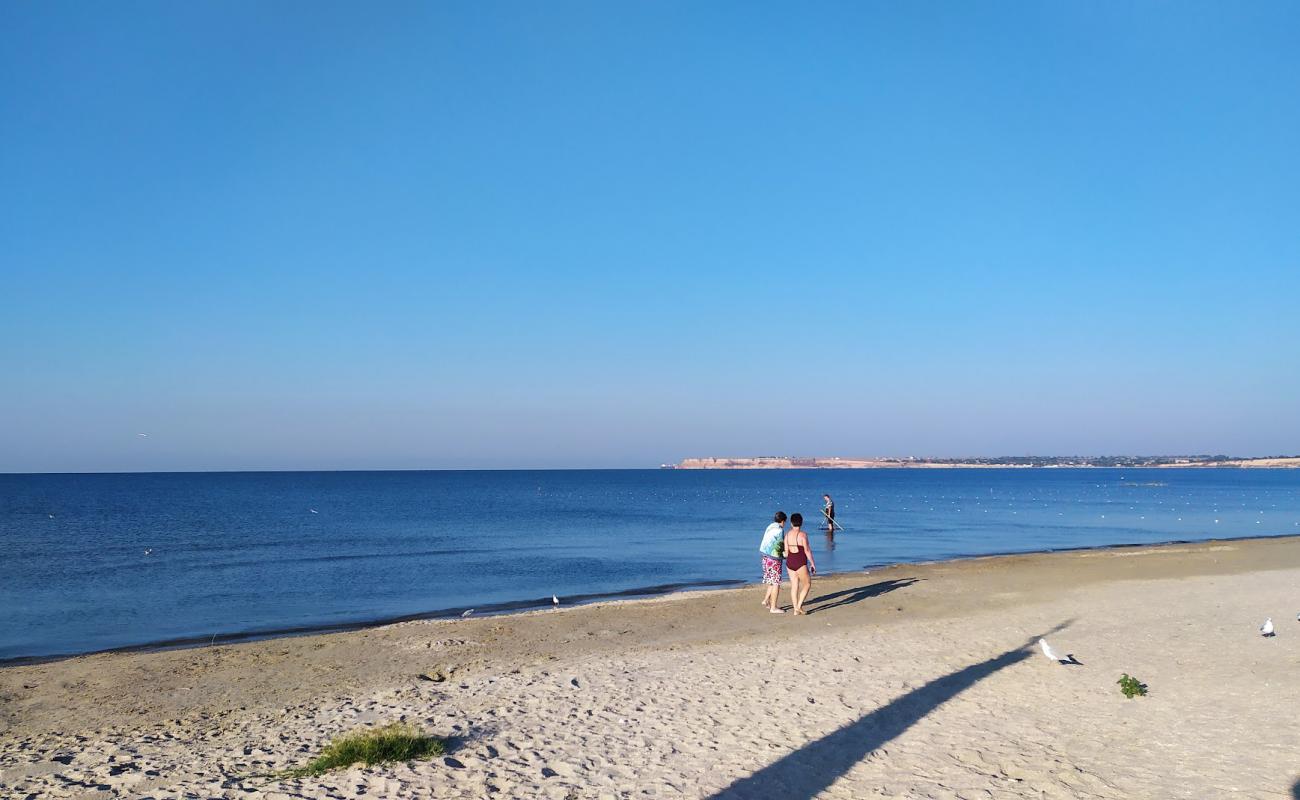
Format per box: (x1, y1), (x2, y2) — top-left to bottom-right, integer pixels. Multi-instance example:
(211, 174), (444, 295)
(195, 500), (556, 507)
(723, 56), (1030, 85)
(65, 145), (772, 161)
(663, 455), (1300, 469)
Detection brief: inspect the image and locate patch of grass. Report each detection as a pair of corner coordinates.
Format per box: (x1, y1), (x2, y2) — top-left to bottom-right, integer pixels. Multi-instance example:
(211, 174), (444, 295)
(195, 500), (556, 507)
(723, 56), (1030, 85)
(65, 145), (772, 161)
(1117, 673), (1148, 699)
(279, 723), (445, 779)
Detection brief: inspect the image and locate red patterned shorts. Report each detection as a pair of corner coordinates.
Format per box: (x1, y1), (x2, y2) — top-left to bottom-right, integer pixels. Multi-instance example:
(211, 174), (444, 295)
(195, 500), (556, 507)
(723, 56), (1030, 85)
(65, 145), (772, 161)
(761, 555), (783, 585)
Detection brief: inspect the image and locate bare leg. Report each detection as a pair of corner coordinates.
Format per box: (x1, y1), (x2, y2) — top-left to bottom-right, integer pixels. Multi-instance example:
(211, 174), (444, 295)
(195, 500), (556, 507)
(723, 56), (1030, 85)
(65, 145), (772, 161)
(797, 569), (813, 612)
(769, 581), (785, 613)
(790, 570), (805, 614)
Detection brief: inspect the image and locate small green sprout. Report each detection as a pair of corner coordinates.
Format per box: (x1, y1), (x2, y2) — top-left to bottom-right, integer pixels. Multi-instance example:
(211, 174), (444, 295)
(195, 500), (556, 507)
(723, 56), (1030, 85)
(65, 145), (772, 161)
(1117, 673), (1148, 699)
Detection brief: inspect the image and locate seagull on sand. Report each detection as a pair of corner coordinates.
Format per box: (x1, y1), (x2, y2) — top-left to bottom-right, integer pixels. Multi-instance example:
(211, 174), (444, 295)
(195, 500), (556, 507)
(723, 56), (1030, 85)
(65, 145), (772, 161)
(552, 595), (560, 606)
(1038, 638), (1082, 665)
(461, 609), (474, 618)
(1261, 618), (1275, 637)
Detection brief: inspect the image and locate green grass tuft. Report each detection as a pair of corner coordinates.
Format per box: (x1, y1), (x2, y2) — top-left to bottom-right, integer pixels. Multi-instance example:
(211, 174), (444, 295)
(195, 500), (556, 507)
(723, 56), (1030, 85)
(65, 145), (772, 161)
(279, 723), (445, 779)
(1117, 673), (1148, 699)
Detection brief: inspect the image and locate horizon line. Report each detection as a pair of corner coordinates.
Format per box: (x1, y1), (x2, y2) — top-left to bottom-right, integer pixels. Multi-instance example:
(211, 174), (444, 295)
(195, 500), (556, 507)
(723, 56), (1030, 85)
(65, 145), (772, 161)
(5, 453), (1300, 477)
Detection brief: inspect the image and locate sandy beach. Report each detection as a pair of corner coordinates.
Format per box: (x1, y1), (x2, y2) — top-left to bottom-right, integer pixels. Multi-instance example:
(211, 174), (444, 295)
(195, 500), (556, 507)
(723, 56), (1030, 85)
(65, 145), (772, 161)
(3, 537), (1300, 799)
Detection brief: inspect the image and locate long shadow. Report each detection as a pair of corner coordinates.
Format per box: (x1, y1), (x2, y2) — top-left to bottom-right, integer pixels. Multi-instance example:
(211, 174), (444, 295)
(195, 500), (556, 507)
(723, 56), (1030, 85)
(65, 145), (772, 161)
(707, 623), (1073, 800)
(1291, 777), (1299, 798)
(805, 578), (919, 614)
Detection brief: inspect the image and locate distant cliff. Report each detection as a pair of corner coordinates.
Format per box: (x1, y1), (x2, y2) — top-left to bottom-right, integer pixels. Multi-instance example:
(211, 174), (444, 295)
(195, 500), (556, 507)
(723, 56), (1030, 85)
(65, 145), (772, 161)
(666, 456), (1300, 469)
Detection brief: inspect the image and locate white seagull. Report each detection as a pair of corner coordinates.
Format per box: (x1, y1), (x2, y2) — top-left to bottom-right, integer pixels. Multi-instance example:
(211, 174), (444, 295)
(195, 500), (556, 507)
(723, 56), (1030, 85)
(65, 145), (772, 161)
(1261, 618), (1275, 637)
(461, 609), (474, 618)
(552, 595), (560, 606)
(1038, 638), (1081, 665)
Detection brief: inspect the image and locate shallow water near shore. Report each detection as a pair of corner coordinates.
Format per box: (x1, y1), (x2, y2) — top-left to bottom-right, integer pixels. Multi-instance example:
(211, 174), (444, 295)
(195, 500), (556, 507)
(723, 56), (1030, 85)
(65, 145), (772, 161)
(3, 467), (1299, 662)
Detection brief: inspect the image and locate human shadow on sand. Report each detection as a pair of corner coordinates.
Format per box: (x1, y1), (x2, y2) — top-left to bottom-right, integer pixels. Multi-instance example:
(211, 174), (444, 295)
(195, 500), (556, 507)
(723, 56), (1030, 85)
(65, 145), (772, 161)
(804, 578), (919, 614)
(706, 623), (1074, 800)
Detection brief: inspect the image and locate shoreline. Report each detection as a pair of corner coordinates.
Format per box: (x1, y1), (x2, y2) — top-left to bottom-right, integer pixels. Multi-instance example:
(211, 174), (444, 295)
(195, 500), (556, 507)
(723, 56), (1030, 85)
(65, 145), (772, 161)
(4, 534), (1300, 797)
(7, 530), (1300, 668)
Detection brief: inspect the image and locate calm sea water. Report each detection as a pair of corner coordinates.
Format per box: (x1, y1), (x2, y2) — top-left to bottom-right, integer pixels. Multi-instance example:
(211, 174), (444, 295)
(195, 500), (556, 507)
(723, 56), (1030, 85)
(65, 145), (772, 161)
(3, 468), (1299, 662)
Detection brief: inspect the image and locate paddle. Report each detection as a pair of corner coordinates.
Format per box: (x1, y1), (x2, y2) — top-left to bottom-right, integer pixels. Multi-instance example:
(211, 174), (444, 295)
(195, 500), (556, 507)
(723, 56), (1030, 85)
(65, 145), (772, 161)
(821, 508), (845, 532)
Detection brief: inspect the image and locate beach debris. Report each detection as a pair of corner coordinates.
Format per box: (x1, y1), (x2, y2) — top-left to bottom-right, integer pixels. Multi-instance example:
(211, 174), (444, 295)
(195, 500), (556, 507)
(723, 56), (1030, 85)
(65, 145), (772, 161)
(460, 609), (474, 618)
(1260, 618), (1275, 637)
(552, 595), (560, 606)
(417, 667), (448, 682)
(1117, 674), (1148, 698)
(1038, 638), (1082, 665)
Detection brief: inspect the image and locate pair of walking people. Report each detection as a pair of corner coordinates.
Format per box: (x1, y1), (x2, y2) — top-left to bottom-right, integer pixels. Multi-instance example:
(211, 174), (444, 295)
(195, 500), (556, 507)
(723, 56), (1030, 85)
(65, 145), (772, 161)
(758, 510), (816, 615)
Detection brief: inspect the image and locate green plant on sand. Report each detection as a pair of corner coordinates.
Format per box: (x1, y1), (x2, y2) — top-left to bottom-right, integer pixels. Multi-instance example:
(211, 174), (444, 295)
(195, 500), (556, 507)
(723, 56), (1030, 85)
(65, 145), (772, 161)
(1117, 673), (1148, 699)
(277, 723), (445, 779)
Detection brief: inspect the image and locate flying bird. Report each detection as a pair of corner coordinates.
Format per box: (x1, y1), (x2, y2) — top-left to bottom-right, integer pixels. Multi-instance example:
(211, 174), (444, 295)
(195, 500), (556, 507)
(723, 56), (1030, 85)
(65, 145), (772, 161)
(1038, 638), (1082, 665)
(309, 509), (318, 514)
(1261, 618), (1275, 637)
(461, 609), (474, 618)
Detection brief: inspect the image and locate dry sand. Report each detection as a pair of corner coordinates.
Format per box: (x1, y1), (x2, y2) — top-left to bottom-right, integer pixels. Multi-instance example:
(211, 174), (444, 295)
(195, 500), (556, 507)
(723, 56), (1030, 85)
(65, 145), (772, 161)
(3, 537), (1300, 799)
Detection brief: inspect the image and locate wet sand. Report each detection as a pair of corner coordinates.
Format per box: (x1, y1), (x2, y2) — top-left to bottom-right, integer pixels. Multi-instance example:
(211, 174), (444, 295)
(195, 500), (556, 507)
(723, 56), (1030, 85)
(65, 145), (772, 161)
(3, 536), (1300, 798)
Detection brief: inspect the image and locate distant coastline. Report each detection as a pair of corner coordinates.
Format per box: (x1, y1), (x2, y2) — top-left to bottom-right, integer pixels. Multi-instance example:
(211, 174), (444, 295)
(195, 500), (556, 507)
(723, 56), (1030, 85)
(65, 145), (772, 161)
(664, 455), (1300, 469)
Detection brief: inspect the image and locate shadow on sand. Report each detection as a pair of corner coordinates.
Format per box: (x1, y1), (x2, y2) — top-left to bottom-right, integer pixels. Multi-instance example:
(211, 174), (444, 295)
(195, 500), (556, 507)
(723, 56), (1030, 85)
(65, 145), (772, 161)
(805, 578), (919, 614)
(706, 622), (1074, 800)
(1291, 778), (1299, 799)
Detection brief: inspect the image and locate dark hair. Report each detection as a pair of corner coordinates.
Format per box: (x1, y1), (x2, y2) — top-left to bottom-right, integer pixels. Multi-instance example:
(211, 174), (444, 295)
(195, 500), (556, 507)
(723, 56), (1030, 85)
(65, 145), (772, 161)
(774, 511), (787, 523)
(790, 512), (803, 527)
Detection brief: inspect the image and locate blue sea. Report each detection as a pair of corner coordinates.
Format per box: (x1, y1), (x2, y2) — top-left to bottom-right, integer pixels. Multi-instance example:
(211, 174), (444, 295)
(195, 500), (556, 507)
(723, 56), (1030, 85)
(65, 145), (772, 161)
(3, 468), (1299, 663)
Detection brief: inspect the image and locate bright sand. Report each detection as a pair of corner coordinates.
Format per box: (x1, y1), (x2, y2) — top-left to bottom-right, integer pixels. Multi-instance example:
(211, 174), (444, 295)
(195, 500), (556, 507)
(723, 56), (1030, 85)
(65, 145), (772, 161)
(3, 537), (1300, 799)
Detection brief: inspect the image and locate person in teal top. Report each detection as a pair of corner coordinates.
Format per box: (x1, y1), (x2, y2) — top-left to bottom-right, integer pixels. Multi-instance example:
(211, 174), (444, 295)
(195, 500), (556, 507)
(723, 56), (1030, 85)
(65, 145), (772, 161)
(759, 511), (787, 613)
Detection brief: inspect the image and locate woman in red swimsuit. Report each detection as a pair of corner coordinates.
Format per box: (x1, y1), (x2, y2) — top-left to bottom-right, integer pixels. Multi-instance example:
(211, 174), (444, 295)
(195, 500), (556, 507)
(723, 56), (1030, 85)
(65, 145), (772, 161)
(784, 513), (816, 615)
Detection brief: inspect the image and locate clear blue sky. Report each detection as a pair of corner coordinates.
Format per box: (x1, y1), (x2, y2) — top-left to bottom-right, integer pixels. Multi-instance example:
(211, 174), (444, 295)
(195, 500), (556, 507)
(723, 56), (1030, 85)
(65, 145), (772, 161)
(2, 2), (1298, 471)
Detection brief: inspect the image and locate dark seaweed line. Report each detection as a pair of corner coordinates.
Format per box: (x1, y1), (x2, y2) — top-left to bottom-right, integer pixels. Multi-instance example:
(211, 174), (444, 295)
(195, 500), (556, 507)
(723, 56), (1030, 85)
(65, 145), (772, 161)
(0, 578), (745, 667)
